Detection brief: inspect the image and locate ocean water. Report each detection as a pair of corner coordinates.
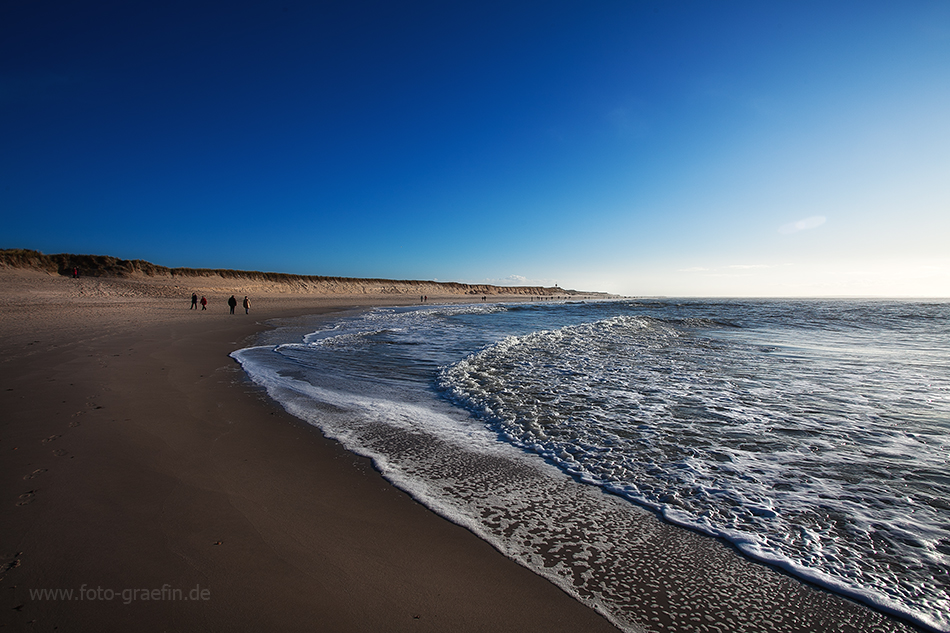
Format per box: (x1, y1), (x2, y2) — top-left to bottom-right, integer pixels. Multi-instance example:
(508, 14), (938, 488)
(232, 299), (950, 632)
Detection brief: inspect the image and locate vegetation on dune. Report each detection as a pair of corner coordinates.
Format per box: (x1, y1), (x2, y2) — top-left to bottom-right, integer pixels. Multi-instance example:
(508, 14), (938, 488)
(1, 249), (171, 278)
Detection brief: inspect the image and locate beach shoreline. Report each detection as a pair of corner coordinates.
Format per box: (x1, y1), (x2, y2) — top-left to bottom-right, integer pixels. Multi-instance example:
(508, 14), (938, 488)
(0, 268), (927, 632)
(0, 268), (619, 632)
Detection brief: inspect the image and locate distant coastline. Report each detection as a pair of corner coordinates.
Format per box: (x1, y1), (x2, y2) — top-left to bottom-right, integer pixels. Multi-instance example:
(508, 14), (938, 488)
(0, 248), (610, 299)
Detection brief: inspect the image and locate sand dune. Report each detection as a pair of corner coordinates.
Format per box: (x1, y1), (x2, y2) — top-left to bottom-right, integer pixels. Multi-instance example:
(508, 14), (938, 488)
(1, 249), (604, 300)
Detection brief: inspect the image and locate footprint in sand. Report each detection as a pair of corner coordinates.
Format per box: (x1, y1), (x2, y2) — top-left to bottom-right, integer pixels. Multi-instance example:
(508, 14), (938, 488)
(52, 449), (69, 457)
(40, 435), (61, 444)
(68, 420), (81, 427)
(23, 468), (47, 480)
(16, 491), (36, 506)
(1, 555), (22, 574)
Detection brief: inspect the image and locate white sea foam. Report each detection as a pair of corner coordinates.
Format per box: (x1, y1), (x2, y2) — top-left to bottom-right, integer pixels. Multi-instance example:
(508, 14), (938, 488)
(232, 300), (950, 632)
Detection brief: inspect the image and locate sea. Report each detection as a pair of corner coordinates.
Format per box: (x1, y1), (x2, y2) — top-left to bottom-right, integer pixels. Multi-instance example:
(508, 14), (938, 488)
(231, 298), (949, 632)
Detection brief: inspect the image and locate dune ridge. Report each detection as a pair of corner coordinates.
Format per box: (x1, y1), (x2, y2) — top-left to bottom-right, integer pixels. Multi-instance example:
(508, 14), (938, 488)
(0, 249), (605, 299)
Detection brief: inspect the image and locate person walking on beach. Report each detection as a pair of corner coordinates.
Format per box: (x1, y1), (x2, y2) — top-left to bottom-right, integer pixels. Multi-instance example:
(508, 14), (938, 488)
(191, 293), (198, 310)
(228, 295), (237, 315)
(200, 296), (207, 310)
(242, 296), (250, 314)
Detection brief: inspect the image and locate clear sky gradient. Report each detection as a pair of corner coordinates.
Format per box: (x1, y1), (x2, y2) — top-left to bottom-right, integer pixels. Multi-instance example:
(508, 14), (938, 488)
(3, 1), (948, 296)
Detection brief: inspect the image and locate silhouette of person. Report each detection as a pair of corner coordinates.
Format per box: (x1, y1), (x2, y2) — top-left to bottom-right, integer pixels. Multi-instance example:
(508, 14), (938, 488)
(191, 293), (198, 310)
(72, 267), (79, 278)
(228, 295), (237, 314)
(200, 296), (207, 310)
(242, 296), (250, 314)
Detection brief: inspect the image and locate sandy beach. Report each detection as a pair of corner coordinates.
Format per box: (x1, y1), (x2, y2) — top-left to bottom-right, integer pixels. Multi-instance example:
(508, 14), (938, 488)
(0, 266), (926, 632)
(0, 267), (617, 631)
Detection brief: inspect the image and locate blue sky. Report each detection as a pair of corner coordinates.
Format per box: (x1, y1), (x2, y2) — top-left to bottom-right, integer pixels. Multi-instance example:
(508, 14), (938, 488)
(3, 1), (948, 296)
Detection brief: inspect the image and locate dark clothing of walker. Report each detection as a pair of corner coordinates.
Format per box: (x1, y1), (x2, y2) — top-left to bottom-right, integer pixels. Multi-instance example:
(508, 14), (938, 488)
(191, 293), (198, 310)
(228, 295), (237, 314)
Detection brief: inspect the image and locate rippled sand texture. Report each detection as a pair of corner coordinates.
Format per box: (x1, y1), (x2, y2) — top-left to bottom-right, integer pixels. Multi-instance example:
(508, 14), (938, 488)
(260, 394), (918, 633)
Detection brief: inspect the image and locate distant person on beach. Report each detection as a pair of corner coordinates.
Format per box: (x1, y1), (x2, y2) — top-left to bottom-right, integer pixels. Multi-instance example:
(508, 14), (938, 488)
(243, 296), (250, 314)
(72, 267), (79, 278)
(200, 296), (207, 310)
(191, 293), (198, 310)
(228, 295), (237, 315)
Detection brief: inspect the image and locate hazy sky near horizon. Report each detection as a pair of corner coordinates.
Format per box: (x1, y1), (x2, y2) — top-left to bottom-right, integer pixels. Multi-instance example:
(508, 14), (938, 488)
(3, 1), (948, 296)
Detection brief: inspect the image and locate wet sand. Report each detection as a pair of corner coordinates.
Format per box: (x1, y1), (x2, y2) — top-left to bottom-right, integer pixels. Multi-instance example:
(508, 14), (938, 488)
(0, 269), (616, 631)
(0, 268), (925, 632)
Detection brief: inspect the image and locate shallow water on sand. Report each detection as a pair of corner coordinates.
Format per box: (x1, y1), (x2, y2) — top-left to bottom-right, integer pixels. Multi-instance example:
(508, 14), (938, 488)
(234, 299), (949, 632)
